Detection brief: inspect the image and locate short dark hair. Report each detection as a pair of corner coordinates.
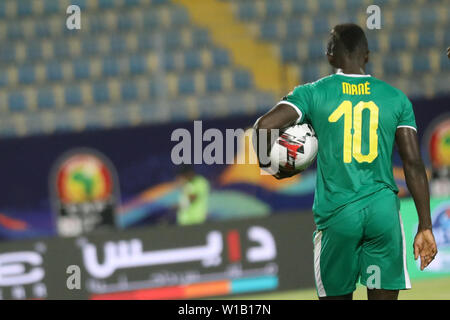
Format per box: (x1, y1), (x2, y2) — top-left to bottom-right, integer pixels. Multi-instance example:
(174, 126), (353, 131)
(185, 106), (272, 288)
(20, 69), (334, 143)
(328, 23), (368, 56)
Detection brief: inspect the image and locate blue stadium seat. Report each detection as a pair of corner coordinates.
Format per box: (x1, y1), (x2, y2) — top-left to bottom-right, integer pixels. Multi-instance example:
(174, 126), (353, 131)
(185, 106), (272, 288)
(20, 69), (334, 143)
(73, 60), (91, 80)
(37, 89), (55, 109)
(89, 19), (108, 34)
(178, 74), (196, 95)
(18, 65), (36, 85)
(164, 31), (182, 50)
(0, 2), (6, 19)
(184, 51), (203, 70)
(281, 43), (299, 62)
(260, 22), (279, 40)
(34, 21), (52, 38)
(27, 43), (44, 61)
(43, 0), (60, 15)
(163, 54), (176, 71)
(419, 8), (438, 26)
(418, 31), (437, 49)
(170, 8), (190, 26)
(212, 49), (230, 67)
(46, 62), (64, 82)
(265, 1), (284, 18)
(117, 15), (136, 32)
(121, 81), (139, 101)
(65, 86), (83, 106)
(8, 92), (27, 112)
(383, 57), (402, 75)
(82, 39), (100, 56)
(205, 72), (222, 93)
(192, 29), (210, 47)
(412, 55), (431, 73)
(286, 20), (304, 38)
(129, 55), (147, 74)
(52, 41), (71, 59)
(98, 0), (116, 9)
(142, 12), (160, 29)
(393, 10), (415, 29)
(291, 0), (309, 15)
(389, 33), (408, 51)
(109, 36), (128, 54)
(7, 23), (25, 40)
(302, 65), (320, 83)
(308, 39), (325, 60)
(123, 0), (141, 7)
(92, 83), (110, 103)
(0, 73), (8, 87)
(102, 57), (120, 77)
(233, 70), (252, 90)
(238, 2), (257, 20)
(138, 34), (156, 51)
(318, 0), (336, 12)
(0, 47), (16, 63)
(312, 18), (330, 35)
(17, 0), (33, 17)
(70, 0), (87, 10)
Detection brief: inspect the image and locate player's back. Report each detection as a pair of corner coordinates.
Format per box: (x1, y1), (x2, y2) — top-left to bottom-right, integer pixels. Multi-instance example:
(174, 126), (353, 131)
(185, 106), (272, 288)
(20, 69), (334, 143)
(282, 72), (417, 228)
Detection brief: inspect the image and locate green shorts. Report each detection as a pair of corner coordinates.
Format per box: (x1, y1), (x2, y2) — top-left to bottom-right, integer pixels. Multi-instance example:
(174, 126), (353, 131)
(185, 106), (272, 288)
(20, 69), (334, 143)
(312, 189), (411, 297)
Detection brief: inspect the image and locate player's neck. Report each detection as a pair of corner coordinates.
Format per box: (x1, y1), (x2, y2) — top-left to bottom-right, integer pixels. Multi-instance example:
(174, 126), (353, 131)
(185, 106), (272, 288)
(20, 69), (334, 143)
(336, 67), (366, 75)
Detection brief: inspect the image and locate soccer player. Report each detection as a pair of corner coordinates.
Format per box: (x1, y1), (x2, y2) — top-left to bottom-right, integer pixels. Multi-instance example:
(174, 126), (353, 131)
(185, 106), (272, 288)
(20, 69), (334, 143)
(254, 24), (438, 300)
(175, 165), (210, 225)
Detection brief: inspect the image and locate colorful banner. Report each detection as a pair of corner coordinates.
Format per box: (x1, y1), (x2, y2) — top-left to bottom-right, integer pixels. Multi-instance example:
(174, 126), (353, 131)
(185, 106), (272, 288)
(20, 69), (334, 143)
(0, 213), (315, 300)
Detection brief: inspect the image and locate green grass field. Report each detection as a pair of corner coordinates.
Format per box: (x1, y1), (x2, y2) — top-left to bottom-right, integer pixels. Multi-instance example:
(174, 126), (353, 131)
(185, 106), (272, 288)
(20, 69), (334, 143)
(229, 277), (450, 300)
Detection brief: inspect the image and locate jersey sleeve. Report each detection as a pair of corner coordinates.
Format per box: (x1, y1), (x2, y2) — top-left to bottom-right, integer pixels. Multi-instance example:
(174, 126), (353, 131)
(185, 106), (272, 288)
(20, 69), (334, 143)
(277, 84), (314, 124)
(397, 93), (417, 131)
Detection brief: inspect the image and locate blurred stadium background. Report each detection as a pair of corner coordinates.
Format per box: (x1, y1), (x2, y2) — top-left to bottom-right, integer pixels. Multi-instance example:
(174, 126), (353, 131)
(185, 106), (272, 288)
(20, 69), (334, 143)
(0, 0), (448, 300)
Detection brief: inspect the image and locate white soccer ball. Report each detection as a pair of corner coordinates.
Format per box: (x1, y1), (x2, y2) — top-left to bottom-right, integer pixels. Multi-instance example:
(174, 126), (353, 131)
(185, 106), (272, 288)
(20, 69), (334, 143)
(270, 123), (318, 173)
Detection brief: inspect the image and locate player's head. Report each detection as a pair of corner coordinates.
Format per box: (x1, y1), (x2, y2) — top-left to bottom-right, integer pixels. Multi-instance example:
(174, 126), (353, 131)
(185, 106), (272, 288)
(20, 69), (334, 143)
(177, 164), (195, 181)
(326, 23), (369, 70)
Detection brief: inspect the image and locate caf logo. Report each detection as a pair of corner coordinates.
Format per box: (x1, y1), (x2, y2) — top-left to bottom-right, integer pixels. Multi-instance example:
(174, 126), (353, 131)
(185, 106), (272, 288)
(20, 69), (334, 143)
(50, 148), (120, 237)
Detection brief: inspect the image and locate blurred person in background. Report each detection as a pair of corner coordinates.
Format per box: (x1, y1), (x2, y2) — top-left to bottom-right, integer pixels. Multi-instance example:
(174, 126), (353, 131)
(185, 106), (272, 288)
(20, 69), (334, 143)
(175, 165), (210, 225)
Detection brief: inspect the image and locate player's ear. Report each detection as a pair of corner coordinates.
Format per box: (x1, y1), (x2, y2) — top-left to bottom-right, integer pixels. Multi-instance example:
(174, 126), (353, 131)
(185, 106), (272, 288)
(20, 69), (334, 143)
(365, 50), (370, 64)
(327, 53), (337, 68)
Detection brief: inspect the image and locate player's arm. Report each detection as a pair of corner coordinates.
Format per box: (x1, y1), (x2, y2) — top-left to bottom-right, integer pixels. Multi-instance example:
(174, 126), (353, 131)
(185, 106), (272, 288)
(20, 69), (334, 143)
(253, 103), (299, 179)
(395, 127), (438, 270)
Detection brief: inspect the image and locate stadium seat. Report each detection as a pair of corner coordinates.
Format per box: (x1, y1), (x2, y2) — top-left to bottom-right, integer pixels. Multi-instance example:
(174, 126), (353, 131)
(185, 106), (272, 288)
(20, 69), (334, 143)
(46, 62), (64, 82)
(18, 65), (36, 85)
(64, 86), (83, 106)
(121, 81), (139, 101)
(92, 82), (110, 103)
(37, 89), (56, 109)
(8, 92), (27, 112)
(178, 74), (196, 95)
(73, 60), (91, 80)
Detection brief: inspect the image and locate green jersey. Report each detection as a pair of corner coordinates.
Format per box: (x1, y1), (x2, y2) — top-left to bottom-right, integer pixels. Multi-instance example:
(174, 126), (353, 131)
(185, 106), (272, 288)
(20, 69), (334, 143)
(281, 72), (417, 229)
(177, 175), (210, 225)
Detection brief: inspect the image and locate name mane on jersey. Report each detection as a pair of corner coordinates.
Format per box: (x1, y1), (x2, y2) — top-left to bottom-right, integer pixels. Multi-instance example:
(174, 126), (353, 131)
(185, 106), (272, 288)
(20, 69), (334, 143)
(342, 82), (371, 95)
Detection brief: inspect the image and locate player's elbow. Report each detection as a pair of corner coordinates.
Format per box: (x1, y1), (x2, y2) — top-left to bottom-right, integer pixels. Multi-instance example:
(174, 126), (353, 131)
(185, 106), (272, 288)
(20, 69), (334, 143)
(255, 115), (277, 131)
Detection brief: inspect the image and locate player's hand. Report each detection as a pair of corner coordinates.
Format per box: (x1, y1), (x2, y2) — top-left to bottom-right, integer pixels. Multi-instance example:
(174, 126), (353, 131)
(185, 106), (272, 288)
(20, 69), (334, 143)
(413, 228), (438, 271)
(447, 47), (450, 59)
(273, 167), (300, 180)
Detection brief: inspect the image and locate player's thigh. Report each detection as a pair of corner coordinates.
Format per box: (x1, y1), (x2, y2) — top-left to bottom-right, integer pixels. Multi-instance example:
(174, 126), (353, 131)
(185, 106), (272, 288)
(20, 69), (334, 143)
(313, 210), (364, 298)
(360, 192), (410, 290)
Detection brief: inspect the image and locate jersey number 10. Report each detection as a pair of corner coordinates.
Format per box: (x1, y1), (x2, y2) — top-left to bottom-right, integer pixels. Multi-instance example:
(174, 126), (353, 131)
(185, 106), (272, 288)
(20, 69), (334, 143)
(328, 100), (379, 163)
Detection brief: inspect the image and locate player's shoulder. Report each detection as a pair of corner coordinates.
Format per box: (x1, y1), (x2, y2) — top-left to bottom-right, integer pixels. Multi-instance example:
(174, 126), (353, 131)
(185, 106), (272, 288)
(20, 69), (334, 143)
(369, 76), (409, 100)
(291, 74), (335, 93)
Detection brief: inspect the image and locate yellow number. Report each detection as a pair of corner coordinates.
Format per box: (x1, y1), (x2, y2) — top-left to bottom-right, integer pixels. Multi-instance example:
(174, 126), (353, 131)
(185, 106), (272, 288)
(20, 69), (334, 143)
(328, 101), (353, 163)
(328, 100), (379, 163)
